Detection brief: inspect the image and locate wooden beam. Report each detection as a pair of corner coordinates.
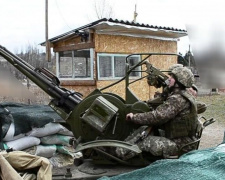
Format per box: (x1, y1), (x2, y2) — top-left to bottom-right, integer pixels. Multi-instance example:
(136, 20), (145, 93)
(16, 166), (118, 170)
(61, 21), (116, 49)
(53, 42), (95, 52)
(58, 34), (80, 43)
(88, 29), (95, 43)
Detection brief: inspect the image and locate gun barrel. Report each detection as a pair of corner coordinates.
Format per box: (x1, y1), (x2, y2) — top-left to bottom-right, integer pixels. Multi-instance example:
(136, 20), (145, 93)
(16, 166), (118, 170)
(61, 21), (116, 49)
(0, 45), (82, 113)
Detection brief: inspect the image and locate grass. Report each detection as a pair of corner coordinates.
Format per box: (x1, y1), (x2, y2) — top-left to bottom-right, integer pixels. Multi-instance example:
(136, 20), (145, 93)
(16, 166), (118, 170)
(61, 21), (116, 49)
(197, 94), (225, 124)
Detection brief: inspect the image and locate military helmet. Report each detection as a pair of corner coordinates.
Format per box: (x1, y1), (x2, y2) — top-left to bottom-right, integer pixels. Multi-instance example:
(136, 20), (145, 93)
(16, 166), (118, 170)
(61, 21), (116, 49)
(168, 64), (183, 74)
(171, 67), (194, 88)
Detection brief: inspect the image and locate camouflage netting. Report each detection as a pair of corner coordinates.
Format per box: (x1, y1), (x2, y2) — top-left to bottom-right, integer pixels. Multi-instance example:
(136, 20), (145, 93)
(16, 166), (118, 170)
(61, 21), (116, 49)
(0, 102), (63, 136)
(0, 102), (79, 168)
(99, 142), (225, 180)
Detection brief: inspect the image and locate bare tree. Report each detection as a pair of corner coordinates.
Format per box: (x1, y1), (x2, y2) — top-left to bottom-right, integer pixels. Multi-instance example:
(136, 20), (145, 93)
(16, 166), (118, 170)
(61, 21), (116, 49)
(92, 0), (115, 20)
(1, 43), (54, 81)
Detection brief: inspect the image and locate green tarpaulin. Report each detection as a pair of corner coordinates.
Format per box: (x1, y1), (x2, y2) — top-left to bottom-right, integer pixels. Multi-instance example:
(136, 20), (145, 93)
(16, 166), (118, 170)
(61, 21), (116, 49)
(99, 143), (225, 180)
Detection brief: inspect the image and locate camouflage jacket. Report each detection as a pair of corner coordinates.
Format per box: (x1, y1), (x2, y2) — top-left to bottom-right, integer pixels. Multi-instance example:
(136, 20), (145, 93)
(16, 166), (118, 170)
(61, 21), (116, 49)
(131, 88), (192, 127)
(131, 88), (198, 150)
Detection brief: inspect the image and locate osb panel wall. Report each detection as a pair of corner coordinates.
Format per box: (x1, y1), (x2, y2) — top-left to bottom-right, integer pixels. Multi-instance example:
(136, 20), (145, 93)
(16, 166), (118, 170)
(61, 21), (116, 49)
(95, 34), (177, 54)
(98, 78), (155, 102)
(97, 69), (161, 101)
(95, 34), (177, 100)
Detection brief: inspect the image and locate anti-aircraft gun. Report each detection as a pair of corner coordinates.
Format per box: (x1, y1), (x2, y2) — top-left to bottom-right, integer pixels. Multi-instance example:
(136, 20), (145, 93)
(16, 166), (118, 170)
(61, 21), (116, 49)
(0, 45), (213, 170)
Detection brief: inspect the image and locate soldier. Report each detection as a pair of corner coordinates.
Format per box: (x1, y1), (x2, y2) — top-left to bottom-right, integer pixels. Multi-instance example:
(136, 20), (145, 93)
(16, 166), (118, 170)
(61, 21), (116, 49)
(147, 64), (183, 108)
(116, 66), (198, 160)
(147, 64), (206, 114)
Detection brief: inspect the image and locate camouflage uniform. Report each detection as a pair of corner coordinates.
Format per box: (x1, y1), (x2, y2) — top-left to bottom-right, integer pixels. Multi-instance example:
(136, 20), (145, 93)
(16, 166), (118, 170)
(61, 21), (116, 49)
(116, 67), (198, 160)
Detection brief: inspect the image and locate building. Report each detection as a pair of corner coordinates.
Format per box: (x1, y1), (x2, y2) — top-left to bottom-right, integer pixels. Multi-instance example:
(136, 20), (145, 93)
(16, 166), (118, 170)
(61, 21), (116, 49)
(41, 18), (187, 100)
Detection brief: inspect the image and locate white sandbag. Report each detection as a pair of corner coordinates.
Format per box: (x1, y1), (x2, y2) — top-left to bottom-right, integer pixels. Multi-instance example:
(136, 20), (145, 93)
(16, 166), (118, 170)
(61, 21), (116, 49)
(3, 133), (25, 142)
(3, 122), (25, 142)
(40, 134), (73, 146)
(26, 122), (64, 137)
(5, 136), (40, 151)
(57, 126), (74, 136)
(35, 145), (57, 158)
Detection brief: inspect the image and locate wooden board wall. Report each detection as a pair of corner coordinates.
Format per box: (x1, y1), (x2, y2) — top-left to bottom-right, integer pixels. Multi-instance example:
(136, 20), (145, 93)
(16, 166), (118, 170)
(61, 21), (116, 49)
(53, 36), (81, 49)
(95, 34), (177, 100)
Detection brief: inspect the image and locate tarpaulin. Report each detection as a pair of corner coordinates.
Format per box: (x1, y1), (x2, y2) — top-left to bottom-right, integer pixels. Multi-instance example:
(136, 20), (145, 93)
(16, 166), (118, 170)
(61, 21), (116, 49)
(0, 151), (52, 180)
(99, 143), (225, 180)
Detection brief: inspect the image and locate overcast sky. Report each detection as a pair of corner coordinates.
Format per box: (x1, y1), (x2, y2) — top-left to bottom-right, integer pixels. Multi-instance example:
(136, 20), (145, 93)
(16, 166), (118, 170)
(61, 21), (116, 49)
(0, 0), (223, 56)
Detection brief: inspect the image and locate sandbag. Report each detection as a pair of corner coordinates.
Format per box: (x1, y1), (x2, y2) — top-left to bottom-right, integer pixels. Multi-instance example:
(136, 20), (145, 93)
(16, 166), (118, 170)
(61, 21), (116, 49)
(26, 122), (64, 137)
(35, 145), (57, 158)
(3, 122), (25, 142)
(40, 134), (73, 146)
(58, 126), (74, 136)
(5, 136), (40, 151)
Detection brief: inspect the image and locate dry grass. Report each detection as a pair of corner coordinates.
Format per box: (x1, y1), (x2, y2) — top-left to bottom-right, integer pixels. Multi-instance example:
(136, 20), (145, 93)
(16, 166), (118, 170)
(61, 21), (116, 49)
(197, 93), (225, 149)
(197, 94), (225, 123)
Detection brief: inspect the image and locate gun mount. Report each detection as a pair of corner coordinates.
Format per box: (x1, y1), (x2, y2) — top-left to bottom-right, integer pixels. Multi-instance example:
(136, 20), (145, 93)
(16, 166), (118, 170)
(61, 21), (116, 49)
(0, 45), (194, 166)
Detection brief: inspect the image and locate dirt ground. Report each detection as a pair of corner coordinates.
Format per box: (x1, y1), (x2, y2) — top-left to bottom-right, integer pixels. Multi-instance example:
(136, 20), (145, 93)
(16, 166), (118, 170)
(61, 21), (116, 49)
(199, 120), (224, 149)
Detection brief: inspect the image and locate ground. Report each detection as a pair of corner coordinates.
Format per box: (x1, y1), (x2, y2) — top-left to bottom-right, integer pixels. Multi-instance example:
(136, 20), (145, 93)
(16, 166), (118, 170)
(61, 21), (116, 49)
(197, 93), (225, 149)
(199, 120), (224, 149)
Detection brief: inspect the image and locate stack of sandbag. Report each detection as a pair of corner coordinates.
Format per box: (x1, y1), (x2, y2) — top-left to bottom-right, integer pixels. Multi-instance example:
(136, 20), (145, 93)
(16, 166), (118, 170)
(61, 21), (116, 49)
(4, 122), (74, 156)
(0, 102), (82, 166)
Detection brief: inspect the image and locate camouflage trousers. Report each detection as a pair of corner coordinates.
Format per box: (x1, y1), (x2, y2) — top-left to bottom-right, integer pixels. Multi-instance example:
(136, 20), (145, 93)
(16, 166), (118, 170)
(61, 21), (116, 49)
(115, 126), (178, 160)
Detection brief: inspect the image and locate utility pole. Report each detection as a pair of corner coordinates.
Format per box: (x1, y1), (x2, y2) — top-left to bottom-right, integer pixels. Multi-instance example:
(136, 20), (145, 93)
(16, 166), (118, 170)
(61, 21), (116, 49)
(133, 4), (138, 23)
(45, 0), (51, 62)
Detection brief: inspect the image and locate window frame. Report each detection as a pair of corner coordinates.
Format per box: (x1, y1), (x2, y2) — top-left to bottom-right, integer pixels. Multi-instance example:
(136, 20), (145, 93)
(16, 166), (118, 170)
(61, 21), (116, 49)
(56, 48), (94, 80)
(97, 53), (141, 80)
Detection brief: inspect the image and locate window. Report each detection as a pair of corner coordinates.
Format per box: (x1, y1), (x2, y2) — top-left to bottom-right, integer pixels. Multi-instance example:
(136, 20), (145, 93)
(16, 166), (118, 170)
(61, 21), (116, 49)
(97, 54), (141, 80)
(57, 49), (93, 80)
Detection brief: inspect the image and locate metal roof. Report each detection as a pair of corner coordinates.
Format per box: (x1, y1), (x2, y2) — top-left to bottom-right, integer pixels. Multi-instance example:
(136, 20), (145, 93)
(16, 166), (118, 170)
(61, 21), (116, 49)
(40, 18), (187, 45)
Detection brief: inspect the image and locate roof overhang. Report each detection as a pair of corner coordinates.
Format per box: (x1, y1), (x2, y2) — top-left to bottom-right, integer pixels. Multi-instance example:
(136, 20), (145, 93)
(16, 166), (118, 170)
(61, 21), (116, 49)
(40, 18), (188, 45)
(86, 22), (187, 41)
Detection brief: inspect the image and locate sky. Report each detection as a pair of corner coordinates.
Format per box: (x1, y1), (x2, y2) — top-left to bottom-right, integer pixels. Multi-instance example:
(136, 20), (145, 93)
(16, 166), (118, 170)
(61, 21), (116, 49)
(1, 0), (225, 87)
(0, 2), (225, 68)
(0, 0), (193, 54)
